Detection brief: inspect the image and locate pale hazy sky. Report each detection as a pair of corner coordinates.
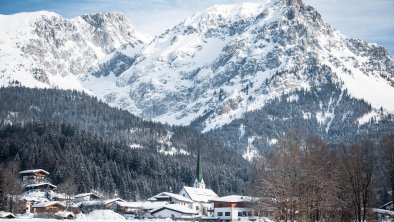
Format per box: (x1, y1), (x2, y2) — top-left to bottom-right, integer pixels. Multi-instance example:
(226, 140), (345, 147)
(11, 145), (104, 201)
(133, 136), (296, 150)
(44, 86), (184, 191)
(0, 0), (393, 54)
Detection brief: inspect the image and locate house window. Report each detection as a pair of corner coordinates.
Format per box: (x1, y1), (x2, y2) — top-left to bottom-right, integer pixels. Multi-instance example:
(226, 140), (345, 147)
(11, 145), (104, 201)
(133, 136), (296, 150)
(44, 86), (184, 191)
(196, 206), (199, 210)
(225, 212), (230, 216)
(238, 212), (242, 217)
(218, 212), (223, 216)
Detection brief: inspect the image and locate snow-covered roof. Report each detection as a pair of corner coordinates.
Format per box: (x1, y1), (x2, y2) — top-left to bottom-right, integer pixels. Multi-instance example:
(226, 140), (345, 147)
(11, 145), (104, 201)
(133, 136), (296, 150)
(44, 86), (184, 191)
(74, 192), (100, 198)
(32, 201), (65, 208)
(74, 200), (102, 207)
(0, 211), (15, 218)
(379, 201), (394, 209)
(19, 169), (49, 175)
(212, 195), (255, 203)
(373, 208), (394, 216)
(181, 186), (218, 202)
(149, 192), (193, 203)
(25, 182), (57, 188)
(151, 204), (197, 215)
(55, 211), (74, 218)
(116, 201), (167, 210)
(104, 198), (125, 205)
(85, 209), (128, 220)
(20, 190), (51, 202)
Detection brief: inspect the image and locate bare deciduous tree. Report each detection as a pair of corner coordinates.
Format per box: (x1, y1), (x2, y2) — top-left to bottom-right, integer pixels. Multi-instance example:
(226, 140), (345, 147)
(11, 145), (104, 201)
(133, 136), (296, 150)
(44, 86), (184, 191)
(339, 140), (375, 222)
(380, 133), (394, 202)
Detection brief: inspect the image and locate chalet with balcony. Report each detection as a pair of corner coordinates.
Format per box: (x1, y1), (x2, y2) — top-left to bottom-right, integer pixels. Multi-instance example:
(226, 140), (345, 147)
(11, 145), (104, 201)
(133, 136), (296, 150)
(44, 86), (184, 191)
(32, 201), (66, 213)
(19, 169), (50, 185)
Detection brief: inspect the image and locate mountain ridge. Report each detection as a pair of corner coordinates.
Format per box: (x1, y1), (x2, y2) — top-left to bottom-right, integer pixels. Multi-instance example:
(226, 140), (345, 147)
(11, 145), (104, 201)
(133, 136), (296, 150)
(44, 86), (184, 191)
(1, 1), (394, 158)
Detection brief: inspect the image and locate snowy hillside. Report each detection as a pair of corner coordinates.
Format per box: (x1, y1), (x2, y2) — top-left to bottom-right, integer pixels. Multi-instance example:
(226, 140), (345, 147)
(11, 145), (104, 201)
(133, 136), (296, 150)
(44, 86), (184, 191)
(0, 11), (149, 89)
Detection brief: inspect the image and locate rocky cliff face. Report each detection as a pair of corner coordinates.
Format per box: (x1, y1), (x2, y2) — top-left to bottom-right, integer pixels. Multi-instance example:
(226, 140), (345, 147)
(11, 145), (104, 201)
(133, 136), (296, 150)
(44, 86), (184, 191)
(0, 11), (149, 89)
(104, 0), (394, 133)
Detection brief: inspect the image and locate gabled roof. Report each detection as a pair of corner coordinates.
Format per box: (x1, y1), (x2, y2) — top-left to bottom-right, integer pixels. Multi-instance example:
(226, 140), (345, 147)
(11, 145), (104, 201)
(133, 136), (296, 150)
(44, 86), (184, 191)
(212, 195), (255, 203)
(32, 201), (65, 208)
(150, 204), (197, 215)
(149, 192), (193, 203)
(55, 211), (74, 218)
(115, 201), (167, 210)
(26, 182), (57, 189)
(19, 169), (49, 175)
(0, 211), (16, 218)
(74, 192), (100, 198)
(74, 200), (102, 207)
(181, 186), (218, 202)
(104, 198), (125, 205)
(380, 201), (394, 209)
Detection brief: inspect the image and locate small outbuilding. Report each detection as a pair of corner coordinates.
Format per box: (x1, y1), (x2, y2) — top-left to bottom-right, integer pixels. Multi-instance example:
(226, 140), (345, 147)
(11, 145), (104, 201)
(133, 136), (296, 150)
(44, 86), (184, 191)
(55, 211), (75, 220)
(0, 211), (16, 219)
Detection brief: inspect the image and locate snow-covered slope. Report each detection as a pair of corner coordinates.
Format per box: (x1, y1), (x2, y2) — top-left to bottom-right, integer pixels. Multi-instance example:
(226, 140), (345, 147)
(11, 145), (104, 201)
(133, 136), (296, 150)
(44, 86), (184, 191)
(98, 0), (394, 132)
(1, 0), (394, 135)
(0, 11), (149, 89)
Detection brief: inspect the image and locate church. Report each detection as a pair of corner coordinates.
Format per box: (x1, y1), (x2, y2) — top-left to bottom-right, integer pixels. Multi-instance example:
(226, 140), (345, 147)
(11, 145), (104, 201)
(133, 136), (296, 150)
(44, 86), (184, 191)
(178, 146), (218, 216)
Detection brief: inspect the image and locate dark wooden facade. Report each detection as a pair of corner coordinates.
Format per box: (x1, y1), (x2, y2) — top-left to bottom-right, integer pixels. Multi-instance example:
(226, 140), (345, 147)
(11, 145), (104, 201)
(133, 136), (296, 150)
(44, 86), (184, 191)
(33, 203), (65, 213)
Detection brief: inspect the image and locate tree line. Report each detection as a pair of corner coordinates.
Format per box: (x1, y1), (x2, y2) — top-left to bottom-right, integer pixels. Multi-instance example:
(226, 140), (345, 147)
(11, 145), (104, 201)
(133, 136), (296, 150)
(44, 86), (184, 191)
(252, 129), (394, 222)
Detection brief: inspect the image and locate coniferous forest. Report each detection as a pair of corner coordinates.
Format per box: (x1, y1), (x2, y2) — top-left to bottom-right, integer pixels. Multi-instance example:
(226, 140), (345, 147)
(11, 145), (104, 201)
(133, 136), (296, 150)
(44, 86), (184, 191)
(0, 87), (252, 200)
(0, 86), (393, 222)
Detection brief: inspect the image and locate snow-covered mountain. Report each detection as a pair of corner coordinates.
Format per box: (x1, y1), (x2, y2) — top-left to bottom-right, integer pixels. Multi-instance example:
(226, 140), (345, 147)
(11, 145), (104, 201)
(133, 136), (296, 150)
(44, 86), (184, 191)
(99, 0), (393, 133)
(1, 0), (394, 158)
(0, 11), (150, 89)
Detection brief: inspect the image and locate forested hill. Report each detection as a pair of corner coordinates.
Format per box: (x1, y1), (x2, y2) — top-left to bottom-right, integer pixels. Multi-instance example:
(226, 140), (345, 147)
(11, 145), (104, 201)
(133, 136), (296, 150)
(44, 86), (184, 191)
(0, 87), (252, 199)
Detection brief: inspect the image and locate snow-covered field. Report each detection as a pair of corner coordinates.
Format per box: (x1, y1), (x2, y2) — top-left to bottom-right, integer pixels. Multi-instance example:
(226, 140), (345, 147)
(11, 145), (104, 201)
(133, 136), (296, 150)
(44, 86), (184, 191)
(0, 209), (274, 222)
(0, 209), (273, 222)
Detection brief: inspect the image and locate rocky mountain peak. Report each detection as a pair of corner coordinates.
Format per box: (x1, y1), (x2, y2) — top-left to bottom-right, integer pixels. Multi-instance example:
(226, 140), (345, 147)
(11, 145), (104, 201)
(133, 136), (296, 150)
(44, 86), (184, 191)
(0, 11), (148, 88)
(1, 2), (393, 140)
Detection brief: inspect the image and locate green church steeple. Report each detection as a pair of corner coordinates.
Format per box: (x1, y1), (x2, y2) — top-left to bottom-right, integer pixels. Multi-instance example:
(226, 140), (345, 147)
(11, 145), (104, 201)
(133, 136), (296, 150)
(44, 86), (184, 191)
(194, 146), (206, 189)
(196, 146), (203, 182)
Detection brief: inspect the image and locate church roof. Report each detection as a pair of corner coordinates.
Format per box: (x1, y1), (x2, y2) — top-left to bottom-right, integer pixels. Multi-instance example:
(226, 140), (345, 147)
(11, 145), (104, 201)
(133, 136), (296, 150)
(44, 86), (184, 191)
(181, 186), (218, 202)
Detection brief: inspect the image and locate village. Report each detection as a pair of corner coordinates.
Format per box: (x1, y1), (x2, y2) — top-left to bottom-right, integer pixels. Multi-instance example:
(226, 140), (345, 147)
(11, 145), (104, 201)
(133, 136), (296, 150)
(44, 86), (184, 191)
(0, 149), (267, 221)
(1, 147), (393, 221)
